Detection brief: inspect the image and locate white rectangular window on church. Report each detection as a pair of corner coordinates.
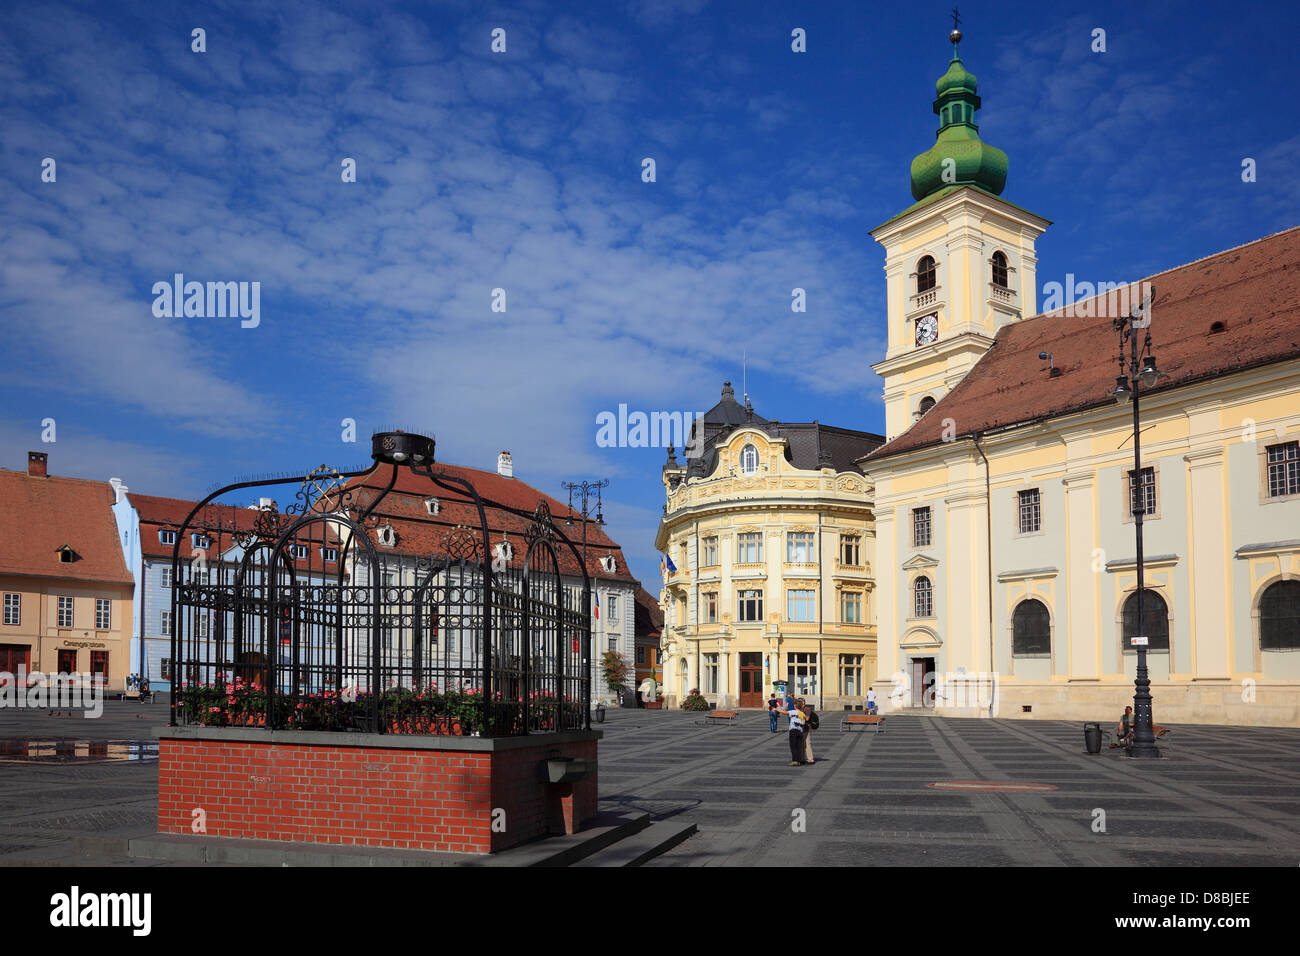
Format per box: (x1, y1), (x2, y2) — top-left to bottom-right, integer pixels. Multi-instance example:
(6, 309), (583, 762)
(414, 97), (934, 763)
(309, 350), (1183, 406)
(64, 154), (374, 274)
(1018, 489), (1041, 533)
(1129, 467), (1156, 516)
(913, 507), (932, 548)
(1267, 441), (1300, 497)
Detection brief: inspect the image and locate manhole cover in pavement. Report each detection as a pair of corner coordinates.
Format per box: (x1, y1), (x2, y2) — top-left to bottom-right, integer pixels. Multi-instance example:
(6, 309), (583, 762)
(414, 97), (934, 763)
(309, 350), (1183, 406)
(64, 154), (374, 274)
(926, 781), (1058, 793)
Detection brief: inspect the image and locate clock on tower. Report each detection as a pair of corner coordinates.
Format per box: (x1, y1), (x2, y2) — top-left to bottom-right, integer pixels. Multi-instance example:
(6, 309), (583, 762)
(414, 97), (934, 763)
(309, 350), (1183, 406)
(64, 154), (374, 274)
(915, 313), (939, 346)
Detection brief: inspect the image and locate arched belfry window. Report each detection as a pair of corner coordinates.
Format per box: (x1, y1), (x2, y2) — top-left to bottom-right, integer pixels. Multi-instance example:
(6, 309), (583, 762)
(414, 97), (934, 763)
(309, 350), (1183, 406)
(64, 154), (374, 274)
(1122, 589), (1169, 651)
(740, 444), (759, 476)
(1260, 580), (1300, 651)
(991, 251), (1009, 288)
(918, 396), (936, 417)
(916, 256), (937, 294)
(1012, 599), (1051, 656)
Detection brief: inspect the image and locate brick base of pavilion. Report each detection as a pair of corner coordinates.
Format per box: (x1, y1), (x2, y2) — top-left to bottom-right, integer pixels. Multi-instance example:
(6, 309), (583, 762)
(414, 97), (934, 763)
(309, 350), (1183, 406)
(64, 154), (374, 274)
(157, 726), (600, 854)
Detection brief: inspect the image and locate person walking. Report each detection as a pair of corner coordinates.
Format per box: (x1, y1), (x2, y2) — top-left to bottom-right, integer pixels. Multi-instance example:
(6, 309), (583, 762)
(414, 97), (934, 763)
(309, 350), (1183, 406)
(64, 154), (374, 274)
(802, 699), (819, 763)
(768, 693), (780, 734)
(777, 698), (806, 766)
(866, 686), (877, 715)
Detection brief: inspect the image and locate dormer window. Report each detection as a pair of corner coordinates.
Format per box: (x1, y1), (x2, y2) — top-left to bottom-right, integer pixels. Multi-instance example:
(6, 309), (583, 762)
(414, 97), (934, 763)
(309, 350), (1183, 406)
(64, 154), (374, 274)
(600, 554), (617, 574)
(290, 544), (308, 560)
(991, 251), (1009, 288)
(192, 533), (209, 549)
(916, 256), (937, 294)
(494, 541), (514, 564)
(424, 497), (439, 516)
(377, 525), (396, 548)
(322, 547), (338, 562)
(740, 444), (759, 476)
(160, 530), (177, 546)
(57, 545), (76, 564)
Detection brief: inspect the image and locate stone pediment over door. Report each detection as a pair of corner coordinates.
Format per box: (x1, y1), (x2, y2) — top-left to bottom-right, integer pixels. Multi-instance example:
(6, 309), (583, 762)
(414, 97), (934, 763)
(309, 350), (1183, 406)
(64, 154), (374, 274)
(900, 626), (942, 649)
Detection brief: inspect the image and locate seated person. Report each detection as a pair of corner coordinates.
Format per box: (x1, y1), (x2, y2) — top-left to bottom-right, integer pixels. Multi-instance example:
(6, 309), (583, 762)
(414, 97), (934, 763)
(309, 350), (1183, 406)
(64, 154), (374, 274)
(1116, 705), (1135, 749)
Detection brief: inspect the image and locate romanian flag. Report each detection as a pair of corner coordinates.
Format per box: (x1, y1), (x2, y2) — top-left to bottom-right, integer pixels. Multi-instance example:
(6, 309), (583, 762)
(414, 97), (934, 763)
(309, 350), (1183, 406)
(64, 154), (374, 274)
(594, 592), (600, 620)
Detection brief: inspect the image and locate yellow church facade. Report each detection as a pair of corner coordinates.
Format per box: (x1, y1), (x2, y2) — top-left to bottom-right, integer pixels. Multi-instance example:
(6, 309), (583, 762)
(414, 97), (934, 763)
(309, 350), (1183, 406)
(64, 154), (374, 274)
(655, 385), (882, 711)
(858, 30), (1300, 726)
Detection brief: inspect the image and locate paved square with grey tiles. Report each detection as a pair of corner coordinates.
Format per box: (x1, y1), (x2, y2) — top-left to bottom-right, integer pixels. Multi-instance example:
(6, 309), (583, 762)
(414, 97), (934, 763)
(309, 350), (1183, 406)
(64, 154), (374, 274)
(0, 701), (1297, 866)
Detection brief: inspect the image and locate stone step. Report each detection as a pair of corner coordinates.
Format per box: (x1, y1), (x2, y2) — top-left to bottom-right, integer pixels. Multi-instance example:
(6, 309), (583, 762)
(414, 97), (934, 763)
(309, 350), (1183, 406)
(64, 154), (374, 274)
(125, 810), (652, 867)
(570, 821), (697, 867)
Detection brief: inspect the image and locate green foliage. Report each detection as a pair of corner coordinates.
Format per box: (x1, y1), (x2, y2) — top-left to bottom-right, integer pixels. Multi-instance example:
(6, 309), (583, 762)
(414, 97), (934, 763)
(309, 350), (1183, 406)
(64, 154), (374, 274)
(601, 650), (629, 692)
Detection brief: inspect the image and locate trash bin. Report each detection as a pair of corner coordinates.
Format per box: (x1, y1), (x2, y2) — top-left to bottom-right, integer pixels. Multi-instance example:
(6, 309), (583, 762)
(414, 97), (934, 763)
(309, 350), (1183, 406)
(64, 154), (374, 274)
(593, 702), (606, 723)
(1083, 722), (1103, 754)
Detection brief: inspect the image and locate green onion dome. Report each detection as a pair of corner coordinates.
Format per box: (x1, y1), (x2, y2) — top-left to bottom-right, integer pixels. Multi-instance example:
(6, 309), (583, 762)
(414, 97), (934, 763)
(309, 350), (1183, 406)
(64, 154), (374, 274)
(909, 34), (1008, 201)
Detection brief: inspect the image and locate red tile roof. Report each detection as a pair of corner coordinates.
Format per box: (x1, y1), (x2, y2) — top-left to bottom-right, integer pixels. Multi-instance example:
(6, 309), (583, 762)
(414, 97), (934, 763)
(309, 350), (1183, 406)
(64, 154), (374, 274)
(336, 463), (637, 584)
(635, 585), (663, 639)
(0, 469), (133, 585)
(131, 493), (339, 575)
(865, 225), (1300, 462)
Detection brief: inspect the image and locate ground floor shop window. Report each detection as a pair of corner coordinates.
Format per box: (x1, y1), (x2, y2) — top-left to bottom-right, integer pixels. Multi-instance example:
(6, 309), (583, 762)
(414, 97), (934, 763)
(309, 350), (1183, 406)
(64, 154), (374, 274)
(704, 653), (718, 693)
(57, 649), (76, 674)
(839, 654), (862, 696)
(787, 652), (817, 696)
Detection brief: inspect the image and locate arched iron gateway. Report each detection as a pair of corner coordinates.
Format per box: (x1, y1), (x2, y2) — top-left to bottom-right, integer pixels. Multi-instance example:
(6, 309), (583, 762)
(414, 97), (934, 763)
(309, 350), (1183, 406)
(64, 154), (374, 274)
(168, 431), (591, 736)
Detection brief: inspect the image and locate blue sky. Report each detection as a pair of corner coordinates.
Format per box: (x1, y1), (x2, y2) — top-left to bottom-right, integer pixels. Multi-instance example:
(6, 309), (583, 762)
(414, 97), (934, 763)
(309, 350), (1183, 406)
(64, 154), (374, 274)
(2, 0), (1296, 591)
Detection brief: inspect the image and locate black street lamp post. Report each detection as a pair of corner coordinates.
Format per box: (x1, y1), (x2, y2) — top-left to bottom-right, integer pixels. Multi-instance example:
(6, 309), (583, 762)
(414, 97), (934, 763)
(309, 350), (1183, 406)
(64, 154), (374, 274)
(1111, 287), (1161, 759)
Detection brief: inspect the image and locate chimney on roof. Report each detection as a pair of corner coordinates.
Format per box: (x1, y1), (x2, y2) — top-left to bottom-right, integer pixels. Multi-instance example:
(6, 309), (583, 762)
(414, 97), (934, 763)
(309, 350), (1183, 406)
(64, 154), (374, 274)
(251, 497), (276, 510)
(27, 451), (47, 477)
(109, 477), (129, 504)
(497, 450), (513, 478)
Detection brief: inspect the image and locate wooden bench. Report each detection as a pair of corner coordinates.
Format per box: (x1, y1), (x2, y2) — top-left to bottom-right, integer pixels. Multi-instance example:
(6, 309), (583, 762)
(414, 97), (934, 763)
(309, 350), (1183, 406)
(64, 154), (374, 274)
(841, 714), (885, 734)
(696, 710), (738, 727)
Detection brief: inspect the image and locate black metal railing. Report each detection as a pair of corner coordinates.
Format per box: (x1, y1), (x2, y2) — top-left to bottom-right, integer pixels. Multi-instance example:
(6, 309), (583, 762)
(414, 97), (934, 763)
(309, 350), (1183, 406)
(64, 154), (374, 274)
(168, 432), (591, 737)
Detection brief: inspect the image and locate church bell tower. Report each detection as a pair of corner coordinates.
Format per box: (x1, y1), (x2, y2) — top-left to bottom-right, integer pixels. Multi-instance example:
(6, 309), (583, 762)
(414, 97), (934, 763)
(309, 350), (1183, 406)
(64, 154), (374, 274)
(871, 21), (1051, 442)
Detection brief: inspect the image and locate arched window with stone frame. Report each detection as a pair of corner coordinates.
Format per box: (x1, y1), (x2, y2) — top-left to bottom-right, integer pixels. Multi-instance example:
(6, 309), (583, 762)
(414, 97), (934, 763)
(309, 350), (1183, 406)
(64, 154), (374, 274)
(991, 250), (1009, 288)
(913, 576), (933, 618)
(1122, 589), (1169, 651)
(1012, 598), (1051, 656)
(916, 255), (937, 294)
(1259, 579), (1300, 651)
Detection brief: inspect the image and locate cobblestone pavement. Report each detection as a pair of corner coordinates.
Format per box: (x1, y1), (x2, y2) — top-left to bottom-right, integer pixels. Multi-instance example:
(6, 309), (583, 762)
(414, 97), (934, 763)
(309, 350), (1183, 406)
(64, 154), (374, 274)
(1, 701), (1297, 866)
(597, 710), (1300, 867)
(0, 700), (168, 865)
